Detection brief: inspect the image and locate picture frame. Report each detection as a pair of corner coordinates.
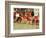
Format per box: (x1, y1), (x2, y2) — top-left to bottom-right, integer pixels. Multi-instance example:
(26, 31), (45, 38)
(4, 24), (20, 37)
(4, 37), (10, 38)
(5, 1), (45, 37)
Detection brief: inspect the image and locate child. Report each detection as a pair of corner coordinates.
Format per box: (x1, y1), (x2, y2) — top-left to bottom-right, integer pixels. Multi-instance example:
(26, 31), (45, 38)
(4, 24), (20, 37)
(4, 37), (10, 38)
(21, 10), (27, 23)
(27, 11), (33, 24)
(34, 9), (39, 25)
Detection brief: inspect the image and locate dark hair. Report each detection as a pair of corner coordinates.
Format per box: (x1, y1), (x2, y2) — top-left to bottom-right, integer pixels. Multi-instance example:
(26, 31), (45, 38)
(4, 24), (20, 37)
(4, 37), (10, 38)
(31, 11), (34, 16)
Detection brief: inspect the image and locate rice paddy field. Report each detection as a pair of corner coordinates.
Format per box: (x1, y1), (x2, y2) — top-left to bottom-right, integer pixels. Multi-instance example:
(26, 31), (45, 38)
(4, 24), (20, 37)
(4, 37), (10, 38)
(14, 23), (39, 30)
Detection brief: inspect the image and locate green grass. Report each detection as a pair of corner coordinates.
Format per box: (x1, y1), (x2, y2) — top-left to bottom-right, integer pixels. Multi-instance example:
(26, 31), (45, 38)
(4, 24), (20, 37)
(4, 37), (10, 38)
(14, 23), (39, 30)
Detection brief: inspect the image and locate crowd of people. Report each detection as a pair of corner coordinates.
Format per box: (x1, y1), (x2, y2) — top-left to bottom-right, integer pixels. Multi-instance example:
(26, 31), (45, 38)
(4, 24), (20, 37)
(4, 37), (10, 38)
(14, 8), (39, 25)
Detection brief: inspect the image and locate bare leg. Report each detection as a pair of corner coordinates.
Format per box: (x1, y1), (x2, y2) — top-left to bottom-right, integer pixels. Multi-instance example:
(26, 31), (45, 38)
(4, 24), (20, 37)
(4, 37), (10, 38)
(29, 21), (32, 24)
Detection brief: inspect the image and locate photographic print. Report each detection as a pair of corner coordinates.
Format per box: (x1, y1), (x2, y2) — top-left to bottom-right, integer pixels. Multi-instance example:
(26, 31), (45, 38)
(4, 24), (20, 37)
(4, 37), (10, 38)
(5, 1), (45, 37)
(13, 8), (39, 29)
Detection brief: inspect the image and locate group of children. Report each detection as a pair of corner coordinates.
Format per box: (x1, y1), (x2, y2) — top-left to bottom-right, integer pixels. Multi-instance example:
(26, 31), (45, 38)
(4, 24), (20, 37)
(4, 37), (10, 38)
(14, 9), (39, 25)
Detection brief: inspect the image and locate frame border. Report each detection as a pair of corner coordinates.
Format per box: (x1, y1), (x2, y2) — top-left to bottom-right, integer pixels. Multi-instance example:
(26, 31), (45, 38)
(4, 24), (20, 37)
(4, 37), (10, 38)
(5, 1), (45, 37)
